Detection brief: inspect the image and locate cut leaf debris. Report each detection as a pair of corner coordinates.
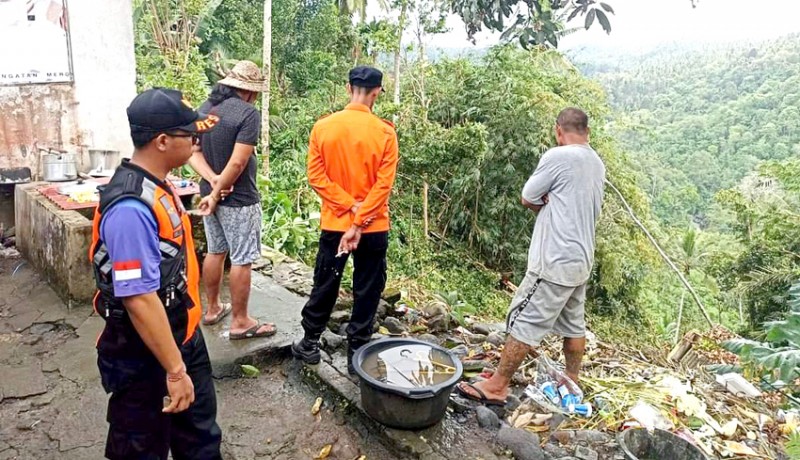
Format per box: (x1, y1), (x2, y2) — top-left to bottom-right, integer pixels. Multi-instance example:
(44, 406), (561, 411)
(240, 364), (260, 378)
(315, 443), (332, 459)
(311, 397), (323, 416)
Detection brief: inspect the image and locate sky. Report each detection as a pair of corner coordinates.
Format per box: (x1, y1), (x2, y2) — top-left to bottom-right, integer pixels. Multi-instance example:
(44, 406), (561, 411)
(371, 0), (800, 52)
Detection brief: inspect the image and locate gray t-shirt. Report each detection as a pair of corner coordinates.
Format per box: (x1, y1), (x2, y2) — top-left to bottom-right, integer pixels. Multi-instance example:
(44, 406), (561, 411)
(198, 97), (261, 207)
(522, 144), (606, 287)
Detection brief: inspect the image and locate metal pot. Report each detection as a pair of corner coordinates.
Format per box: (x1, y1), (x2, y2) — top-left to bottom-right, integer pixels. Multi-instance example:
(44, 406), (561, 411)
(353, 338), (464, 430)
(618, 428), (709, 460)
(42, 152), (77, 182)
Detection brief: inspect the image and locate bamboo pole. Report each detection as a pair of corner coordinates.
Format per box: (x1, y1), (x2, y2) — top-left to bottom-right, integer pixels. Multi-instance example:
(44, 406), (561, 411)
(605, 179), (714, 327)
(261, 0), (272, 179)
(675, 290), (685, 344)
(423, 181), (429, 239)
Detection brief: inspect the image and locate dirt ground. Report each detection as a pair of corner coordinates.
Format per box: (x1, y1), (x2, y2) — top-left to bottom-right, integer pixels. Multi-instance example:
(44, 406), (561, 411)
(0, 257), (399, 460)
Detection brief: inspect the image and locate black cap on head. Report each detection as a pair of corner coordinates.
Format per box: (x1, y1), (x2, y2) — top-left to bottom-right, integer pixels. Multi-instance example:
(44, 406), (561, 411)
(348, 66), (384, 90)
(127, 88), (219, 135)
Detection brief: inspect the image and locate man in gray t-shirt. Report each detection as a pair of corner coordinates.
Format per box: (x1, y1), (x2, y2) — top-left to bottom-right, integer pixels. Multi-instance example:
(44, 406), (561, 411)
(457, 108), (605, 406)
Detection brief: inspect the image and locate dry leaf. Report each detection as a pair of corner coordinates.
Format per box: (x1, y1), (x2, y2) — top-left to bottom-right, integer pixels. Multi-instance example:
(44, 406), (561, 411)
(526, 425), (550, 433)
(514, 412), (534, 428)
(467, 349), (476, 358)
(354, 456), (366, 460)
(532, 414), (553, 425)
(719, 441), (758, 457)
(315, 444), (333, 460)
(311, 397), (323, 415)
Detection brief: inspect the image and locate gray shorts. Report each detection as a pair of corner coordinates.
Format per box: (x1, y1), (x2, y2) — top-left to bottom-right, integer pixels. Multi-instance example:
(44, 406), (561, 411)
(506, 271), (586, 346)
(203, 203), (262, 266)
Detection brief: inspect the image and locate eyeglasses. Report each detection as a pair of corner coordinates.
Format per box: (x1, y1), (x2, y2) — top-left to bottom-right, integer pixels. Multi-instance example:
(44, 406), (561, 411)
(166, 132), (200, 145)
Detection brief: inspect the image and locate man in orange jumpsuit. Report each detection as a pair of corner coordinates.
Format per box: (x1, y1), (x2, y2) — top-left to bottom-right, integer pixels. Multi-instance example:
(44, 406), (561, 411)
(292, 66), (399, 374)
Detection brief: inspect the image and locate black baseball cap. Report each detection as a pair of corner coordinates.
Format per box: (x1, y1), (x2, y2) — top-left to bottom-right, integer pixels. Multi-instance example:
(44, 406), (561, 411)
(349, 66), (384, 91)
(127, 88), (219, 135)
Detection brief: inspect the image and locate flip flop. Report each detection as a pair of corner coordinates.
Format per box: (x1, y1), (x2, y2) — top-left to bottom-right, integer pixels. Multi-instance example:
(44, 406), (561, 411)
(229, 322), (277, 340)
(455, 382), (507, 406)
(202, 303), (232, 326)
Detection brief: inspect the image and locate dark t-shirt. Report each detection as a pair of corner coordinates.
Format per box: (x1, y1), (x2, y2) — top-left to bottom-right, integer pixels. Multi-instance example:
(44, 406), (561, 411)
(198, 97), (261, 207)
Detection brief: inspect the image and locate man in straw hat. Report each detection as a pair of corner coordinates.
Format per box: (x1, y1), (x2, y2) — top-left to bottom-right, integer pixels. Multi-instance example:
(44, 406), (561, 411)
(192, 60), (276, 340)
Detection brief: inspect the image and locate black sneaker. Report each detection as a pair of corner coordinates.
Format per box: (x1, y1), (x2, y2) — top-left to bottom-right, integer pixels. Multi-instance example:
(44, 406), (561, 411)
(291, 338), (321, 364)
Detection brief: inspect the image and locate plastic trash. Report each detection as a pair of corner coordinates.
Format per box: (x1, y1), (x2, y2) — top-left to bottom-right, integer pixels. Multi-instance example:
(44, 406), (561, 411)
(629, 400), (675, 431)
(715, 373), (762, 398)
(523, 354), (590, 417)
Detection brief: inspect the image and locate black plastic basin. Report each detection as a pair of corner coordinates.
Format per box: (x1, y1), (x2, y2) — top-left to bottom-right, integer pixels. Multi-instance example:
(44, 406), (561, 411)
(353, 338), (464, 430)
(618, 428), (709, 460)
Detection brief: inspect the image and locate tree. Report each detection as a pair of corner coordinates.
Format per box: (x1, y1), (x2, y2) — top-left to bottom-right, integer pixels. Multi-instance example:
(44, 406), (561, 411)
(449, 0), (615, 48)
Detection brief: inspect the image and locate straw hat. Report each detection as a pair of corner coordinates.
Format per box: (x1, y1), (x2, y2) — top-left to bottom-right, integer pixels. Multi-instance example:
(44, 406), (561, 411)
(217, 60), (268, 93)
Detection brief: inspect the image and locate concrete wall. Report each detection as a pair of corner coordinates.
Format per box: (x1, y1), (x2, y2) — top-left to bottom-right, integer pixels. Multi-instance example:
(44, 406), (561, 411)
(15, 183), (94, 305)
(0, 0), (136, 178)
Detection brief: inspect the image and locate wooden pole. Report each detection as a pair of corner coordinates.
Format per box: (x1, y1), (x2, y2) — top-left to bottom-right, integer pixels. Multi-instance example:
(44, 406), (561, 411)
(605, 179), (714, 327)
(675, 290), (685, 344)
(261, 0), (272, 180)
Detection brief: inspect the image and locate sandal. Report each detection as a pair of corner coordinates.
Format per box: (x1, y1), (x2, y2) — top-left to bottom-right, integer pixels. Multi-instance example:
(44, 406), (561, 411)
(202, 303), (232, 326)
(455, 382), (507, 406)
(229, 322), (277, 340)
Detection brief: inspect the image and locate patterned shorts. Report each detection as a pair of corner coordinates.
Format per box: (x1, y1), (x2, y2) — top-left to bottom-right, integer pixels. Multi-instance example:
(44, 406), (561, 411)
(203, 203), (262, 266)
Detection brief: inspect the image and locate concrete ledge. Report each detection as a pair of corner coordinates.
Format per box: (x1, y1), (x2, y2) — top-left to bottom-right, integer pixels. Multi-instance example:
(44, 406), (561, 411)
(14, 183), (94, 305)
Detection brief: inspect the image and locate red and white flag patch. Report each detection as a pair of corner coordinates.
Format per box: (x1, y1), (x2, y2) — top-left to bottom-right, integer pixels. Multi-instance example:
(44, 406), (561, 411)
(113, 260), (142, 281)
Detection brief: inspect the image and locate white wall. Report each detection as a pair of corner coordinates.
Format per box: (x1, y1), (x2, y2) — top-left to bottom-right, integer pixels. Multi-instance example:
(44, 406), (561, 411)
(0, 0), (136, 178)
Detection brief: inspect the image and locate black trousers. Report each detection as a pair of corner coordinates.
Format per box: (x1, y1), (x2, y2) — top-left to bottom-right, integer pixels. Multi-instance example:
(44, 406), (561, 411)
(301, 230), (388, 348)
(101, 329), (222, 460)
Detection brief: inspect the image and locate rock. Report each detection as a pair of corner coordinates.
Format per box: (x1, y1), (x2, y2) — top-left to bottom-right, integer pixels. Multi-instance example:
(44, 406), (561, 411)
(426, 314), (449, 332)
(382, 288), (402, 305)
(334, 297), (354, 312)
(328, 311), (350, 331)
(476, 406), (501, 430)
(321, 330), (344, 351)
(555, 458), (580, 460)
(417, 334), (441, 345)
(449, 345), (469, 359)
(487, 404), (507, 420)
(472, 322), (503, 335)
(542, 444), (571, 459)
(550, 430), (575, 445)
(574, 446), (599, 460)
(548, 413), (568, 431)
(496, 426), (545, 460)
(468, 333), (488, 344)
(574, 430), (611, 444)
(449, 396), (470, 414)
(421, 301), (448, 318)
(486, 331), (506, 346)
(506, 394), (522, 412)
(338, 322), (350, 336)
(382, 317), (408, 334)
(376, 300), (390, 319)
(29, 323), (55, 335)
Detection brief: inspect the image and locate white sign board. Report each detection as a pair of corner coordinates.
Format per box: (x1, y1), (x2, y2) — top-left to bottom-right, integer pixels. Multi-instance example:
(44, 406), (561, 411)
(0, 0), (73, 85)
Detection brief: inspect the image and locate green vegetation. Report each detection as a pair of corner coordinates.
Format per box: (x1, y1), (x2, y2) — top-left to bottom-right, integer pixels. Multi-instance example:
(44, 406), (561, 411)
(131, 0), (800, 379)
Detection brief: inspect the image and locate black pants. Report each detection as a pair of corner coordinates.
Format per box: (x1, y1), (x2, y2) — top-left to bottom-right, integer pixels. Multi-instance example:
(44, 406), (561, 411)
(101, 330), (222, 460)
(301, 230), (388, 348)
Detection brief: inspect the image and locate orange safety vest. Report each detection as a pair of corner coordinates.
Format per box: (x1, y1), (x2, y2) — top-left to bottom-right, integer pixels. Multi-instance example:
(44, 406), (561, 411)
(89, 160), (201, 355)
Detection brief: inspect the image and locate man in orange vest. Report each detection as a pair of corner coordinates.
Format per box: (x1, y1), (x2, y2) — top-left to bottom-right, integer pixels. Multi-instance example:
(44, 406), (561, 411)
(288, 66), (399, 374)
(90, 88), (222, 459)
